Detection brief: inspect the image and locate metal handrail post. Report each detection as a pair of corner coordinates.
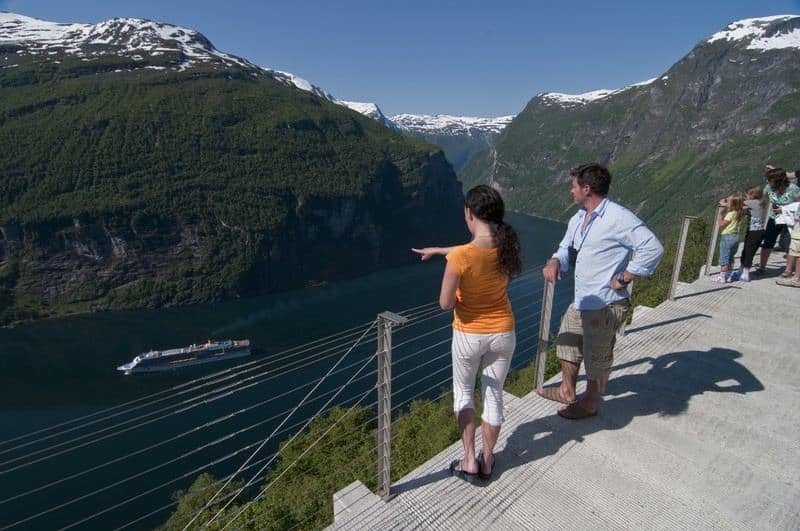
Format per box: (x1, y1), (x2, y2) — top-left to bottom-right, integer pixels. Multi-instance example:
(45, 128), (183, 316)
(704, 206), (724, 275)
(670, 216), (698, 300)
(375, 310), (407, 501)
(535, 281), (555, 392)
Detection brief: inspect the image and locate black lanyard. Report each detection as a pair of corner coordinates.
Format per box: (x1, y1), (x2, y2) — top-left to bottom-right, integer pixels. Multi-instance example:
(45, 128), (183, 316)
(572, 209), (599, 251)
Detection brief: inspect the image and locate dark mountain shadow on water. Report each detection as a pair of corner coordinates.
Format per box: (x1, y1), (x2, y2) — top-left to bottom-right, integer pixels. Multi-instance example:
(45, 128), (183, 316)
(394, 347), (763, 492)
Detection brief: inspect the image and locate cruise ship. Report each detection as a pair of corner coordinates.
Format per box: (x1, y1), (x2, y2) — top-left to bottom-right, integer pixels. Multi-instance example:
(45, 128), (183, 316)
(117, 339), (251, 374)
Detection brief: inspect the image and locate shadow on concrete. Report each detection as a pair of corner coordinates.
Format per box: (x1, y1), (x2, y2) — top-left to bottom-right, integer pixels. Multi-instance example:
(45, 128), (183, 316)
(673, 285), (739, 300)
(392, 347), (763, 493)
(625, 313), (710, 334)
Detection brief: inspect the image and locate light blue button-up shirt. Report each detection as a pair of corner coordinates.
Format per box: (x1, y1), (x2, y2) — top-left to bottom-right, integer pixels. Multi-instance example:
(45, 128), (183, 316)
(552, 198), (664, 311)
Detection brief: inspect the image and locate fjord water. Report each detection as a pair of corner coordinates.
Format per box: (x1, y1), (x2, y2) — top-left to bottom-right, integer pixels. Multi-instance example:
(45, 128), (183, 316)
(0, 212), (570, 530)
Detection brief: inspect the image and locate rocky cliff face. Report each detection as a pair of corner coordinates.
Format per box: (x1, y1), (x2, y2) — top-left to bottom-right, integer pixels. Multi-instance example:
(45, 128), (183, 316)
(0, 152), (465, 321)
(461, 15), (800, 228)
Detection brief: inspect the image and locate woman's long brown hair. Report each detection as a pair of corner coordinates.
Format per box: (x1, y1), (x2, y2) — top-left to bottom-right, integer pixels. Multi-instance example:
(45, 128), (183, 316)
(464, 185), (522, 277)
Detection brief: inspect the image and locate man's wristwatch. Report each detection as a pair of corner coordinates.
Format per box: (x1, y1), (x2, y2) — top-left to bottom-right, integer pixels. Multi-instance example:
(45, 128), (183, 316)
(616, 271), (631, 286)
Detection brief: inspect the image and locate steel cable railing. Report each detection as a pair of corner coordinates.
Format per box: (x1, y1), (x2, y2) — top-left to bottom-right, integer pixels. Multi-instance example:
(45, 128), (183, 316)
(216, 381), (379, 531)
(1, 360), (381, 507)
(0, 317), (380, 453)
(187, 274), (552, 528)
(182, 319), (379, 530)
(0, 327), (380, 469)
(73, 303), (551, 530)
(201, 314), (546, 520)
(225, 275), (564, 530)
(1, 299), (449, 461)
(3, 264), (563, 531)
(56, 394), (385, 531)
(2, 296), (497, 509)
(3, 268), (541, 464)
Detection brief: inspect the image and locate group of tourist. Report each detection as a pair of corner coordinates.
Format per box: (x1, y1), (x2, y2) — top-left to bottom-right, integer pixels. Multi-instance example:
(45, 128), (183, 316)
(412, 161), (798, 485)
(412, 163), (664, 483)
(715, 166), (800, 287)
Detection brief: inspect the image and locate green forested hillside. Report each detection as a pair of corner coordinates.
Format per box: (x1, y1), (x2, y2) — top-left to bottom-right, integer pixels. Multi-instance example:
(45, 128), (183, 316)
(0, 52), (465, 324)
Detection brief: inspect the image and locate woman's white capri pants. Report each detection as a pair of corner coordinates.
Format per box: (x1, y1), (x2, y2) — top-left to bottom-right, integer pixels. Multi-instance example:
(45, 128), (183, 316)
(451, 329), (515, 426)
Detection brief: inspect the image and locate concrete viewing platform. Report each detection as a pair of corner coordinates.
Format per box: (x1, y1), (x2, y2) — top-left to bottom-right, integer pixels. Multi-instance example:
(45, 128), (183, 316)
(328, 254), (800, 530)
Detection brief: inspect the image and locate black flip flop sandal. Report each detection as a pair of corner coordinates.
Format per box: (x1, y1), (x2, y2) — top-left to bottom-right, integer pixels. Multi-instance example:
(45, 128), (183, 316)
(449, 458), (479, 484)
(477, 453), (495, 481)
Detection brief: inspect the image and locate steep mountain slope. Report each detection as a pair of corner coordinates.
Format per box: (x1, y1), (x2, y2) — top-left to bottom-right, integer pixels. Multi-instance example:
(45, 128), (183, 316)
(461, 15), (800, 229)
(0, 13), (466, 324)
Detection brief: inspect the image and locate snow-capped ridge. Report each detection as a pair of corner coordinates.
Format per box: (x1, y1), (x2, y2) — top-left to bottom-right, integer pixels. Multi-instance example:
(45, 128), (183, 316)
(0, 12), (334, 99)
(334, 103), (514, 136)
(339, 101), (387, 121)
(540, 77), (658, 107)
(0, 12), (252, 69)
(390, 113), (513, 135)
(707, 15), (800, 51)
(337, 101), (396, 128)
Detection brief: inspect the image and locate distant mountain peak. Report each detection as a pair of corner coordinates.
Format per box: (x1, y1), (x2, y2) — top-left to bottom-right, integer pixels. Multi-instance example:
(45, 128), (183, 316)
(0, 12), (250, 68)
(707, 14), (800, 51)
(337, 101), (395, 127)
(0, 11), (334, 99)
(390, 113), (514, 136)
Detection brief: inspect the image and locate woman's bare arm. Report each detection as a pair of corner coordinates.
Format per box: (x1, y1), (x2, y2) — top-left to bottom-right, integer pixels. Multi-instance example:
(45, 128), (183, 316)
(439, 264), (460, 310)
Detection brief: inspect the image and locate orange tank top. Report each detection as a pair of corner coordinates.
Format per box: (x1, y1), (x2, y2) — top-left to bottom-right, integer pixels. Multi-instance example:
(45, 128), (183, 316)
(445, 244), (515, 333)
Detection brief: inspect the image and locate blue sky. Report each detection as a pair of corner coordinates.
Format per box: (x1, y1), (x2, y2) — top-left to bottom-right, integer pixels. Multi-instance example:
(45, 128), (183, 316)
(2, 0), (798, 116)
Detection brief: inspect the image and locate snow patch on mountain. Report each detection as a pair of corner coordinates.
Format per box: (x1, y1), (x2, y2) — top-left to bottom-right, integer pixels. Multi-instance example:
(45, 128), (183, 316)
(339, 101), (387, 120)
(270, 70), (334, 100)
(540, 78), (657, 106)
(707, 15), (800, 51)
(0, 12), (252, 69)
(390, 114), (513, 135)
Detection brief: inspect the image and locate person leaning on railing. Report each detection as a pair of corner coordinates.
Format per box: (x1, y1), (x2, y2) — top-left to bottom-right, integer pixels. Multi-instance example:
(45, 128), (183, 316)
(539, 163), (664, 420)
(715, 194), (744, 284)
(412, 185), (522, 483)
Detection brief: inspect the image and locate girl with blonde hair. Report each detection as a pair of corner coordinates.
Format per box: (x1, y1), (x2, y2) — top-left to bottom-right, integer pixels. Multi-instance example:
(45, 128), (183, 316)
(715, 194), (744, 283)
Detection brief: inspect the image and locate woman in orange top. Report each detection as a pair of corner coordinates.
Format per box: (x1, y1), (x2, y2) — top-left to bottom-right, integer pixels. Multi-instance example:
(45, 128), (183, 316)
(413, 185), (521, 482)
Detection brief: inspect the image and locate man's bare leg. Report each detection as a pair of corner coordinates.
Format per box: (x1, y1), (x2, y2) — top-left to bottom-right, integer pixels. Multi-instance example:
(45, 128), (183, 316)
(783, 255), (796, 276)
(559, 360), (579, 403)
(577, 379), (602, 413)
(457, 409), (478, 473)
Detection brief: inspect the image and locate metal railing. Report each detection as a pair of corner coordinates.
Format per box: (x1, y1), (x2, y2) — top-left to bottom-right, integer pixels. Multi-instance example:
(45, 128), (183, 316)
(704, 205), (725, 275)
(534, 281), (555, 393)
(375, 311), (407, 500)
(670, 215), (698, 300)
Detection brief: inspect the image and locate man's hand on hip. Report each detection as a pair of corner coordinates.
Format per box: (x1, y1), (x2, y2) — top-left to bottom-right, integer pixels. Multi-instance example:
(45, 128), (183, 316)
(610, 271), (634, 291)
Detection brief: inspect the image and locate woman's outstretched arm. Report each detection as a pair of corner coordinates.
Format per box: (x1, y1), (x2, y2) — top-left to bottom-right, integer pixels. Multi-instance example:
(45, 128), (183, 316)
(411, 246), (456, 261)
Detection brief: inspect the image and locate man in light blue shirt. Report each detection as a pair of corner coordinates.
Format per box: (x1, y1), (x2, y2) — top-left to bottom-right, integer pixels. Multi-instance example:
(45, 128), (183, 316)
(540, 163), (664, 419)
